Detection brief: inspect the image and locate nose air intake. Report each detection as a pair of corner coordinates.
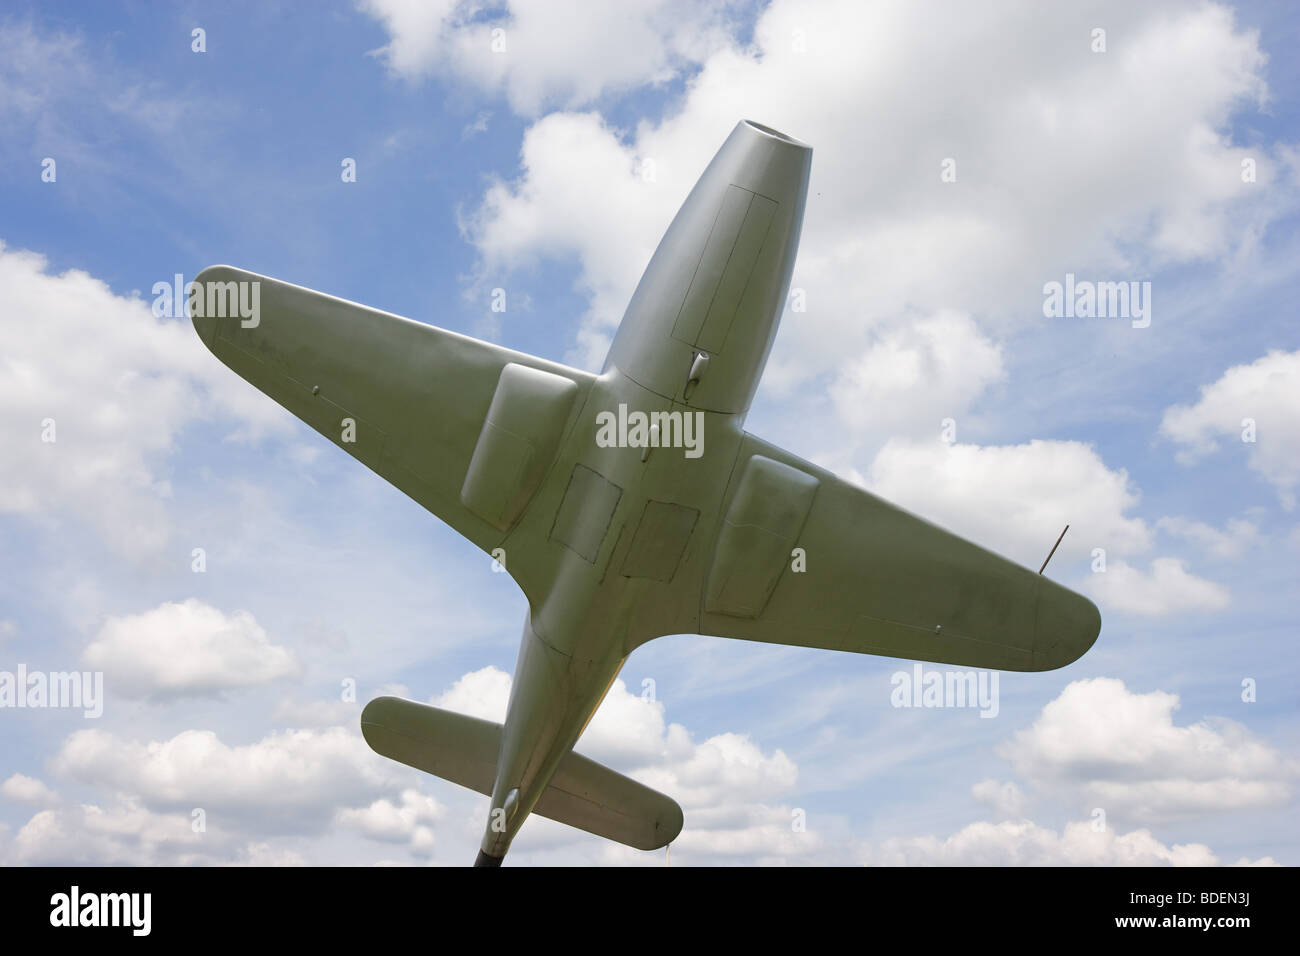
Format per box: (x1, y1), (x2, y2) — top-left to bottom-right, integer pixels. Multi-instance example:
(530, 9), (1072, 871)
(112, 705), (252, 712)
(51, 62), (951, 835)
(603, 119), (812, 416)
(742, 119), (810, 147)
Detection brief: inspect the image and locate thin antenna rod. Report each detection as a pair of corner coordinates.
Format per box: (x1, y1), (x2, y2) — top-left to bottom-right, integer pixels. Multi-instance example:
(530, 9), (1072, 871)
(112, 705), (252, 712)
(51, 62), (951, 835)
(1038, 524), (1069, 575)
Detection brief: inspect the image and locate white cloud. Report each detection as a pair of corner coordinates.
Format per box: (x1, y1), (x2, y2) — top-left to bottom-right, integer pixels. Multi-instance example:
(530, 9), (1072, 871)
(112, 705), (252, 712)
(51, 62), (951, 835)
(636, 732), (798, 809)
(1000, 678), (1295, 823)
(51, 725), (403, 831)
(828, 311), (1005, 440)
(462, 0), (1283, 382)
(360, 0), (745, 115)
(0, 245), (288, 557)
(570, 678), (693, 769)
(861, 818), (1276, 866)
(664, 802), (824, 862)
(21, 669), (1294, 866)
(1090, 558), (1230, 617)
(464, 110), (674, 368)
(6, 799), (208, 866)
(430, 665), (512, 722)
(336, 788), (443, 857)
(0, 787), (312, 867)
(13, 719), (440, 863)
(865, 438), (1150, 568)
(81, 599), (299, 699)
(450, 0), (1265, 632)
(1161, 349), (1300, 508)
(1, 774), (59, 808)
(863, 438), (1233, 617)
(432, 664), (696, 769)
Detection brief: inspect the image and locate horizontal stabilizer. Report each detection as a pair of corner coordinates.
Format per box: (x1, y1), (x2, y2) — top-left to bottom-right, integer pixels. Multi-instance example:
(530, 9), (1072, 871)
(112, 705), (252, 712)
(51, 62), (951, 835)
(361, 696), (683, 851)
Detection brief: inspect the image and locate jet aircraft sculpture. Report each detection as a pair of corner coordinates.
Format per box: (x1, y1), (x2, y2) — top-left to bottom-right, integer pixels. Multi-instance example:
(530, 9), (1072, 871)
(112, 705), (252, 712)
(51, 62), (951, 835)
(191, 120), (1101, 866)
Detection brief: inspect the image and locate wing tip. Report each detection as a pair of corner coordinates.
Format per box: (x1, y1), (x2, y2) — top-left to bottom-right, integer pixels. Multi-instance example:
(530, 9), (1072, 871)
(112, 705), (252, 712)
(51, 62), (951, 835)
(644, 800), (685, 850)
(188, 263), (245, 347)
(1034, 581), (1102, 671)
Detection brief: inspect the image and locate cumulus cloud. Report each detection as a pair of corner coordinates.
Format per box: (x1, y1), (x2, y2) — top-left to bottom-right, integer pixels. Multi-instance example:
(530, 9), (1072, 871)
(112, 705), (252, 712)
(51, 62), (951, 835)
(1089, 558), (1230, 616)
(464, 110), (673, 368)
(828, 311), (1005, 440)
(336, 788), (443, 857)
(81, 599), (299, 699)
(434, 0), (1276, 637)
(430, 665), (512, 722)
(9, 719), (441, 864)
(663, 802), (824, 862)
(999, 678), (1295, 823)
(637, 732), (798, 809)
(19, 669), (1292, 866)
(1, 774), (60, 808)
(861, 818), (1276, 866)
(360, 0), (745, 115)
(446, 0), (1268, 630)
(0, 783), (311, 866)
(866, 438), (1150, 570)
(0, 245), (288, 557)
(6, 799), (208, 866)
(862, 438), (1231, 617)
(51, 725), (404, 831)
(461, 0), (1283, 381)
(1161, 349), (1300, 508)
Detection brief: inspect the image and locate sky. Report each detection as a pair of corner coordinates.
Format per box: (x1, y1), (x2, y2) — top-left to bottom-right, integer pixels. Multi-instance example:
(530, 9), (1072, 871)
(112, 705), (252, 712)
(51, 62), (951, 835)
(0, 0), (1296, 866)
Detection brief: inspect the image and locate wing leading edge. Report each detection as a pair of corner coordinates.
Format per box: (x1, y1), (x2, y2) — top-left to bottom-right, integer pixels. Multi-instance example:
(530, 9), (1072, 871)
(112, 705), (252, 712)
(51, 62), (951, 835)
(691, 432), (1101, 672)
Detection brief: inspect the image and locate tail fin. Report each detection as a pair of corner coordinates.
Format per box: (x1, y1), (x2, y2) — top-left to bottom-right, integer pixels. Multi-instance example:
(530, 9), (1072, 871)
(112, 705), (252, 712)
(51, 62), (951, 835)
(361, 696), (683, 851)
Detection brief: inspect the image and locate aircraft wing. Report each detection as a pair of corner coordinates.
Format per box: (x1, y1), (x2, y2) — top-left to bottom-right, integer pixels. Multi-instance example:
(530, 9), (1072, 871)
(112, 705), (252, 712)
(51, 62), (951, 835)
(690, 432), (1101, 672)
(190, 266), (595, 594)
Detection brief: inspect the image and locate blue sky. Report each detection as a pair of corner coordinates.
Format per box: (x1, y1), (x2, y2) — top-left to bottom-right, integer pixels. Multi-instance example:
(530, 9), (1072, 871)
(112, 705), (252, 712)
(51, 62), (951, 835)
(0, 0), (1296, 865)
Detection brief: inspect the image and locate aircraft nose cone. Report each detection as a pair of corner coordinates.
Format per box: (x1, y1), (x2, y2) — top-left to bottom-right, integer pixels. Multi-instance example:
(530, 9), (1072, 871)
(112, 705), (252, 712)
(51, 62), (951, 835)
(1034, 576), (1102, 670)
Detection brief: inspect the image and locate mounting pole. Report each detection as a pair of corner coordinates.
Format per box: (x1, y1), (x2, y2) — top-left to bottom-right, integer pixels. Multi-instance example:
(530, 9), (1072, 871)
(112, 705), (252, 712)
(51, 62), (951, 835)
(1038, 524), (1069, 575)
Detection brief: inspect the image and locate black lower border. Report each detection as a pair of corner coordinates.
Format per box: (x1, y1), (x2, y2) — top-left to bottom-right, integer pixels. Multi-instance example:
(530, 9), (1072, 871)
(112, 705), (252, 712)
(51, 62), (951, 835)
(0, 864), (1281, 941)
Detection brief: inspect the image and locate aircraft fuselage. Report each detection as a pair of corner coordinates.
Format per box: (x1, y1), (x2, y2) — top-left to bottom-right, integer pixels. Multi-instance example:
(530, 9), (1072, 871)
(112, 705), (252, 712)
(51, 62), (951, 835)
(478, 121), (812, 861)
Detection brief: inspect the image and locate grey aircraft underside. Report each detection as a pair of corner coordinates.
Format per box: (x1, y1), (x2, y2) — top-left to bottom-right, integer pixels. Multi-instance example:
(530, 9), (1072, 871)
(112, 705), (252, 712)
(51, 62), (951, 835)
(190, 120), (1101, 866)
